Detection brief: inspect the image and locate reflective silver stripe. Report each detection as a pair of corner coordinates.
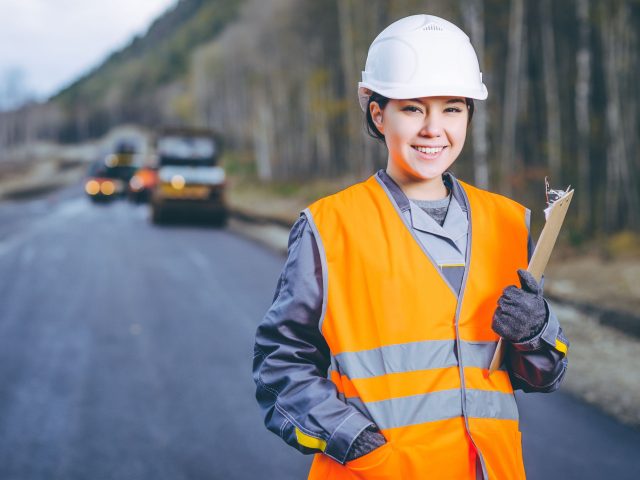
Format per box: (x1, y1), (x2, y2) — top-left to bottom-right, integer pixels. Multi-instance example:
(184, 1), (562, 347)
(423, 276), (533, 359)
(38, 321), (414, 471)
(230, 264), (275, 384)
(333, 340), (502, 380)
(351, 389), (463, 430)
(460, 341), (500, 370)
(466, 389), (519, 420)
(334, 340), (456, 379)
(343, 389), (517, 431)
(329, 355), (340, 373)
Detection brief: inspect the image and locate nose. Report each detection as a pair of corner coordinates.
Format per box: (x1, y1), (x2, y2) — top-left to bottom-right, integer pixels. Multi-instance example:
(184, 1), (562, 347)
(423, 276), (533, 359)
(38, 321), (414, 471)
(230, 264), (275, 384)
(419, 113), (443, 137)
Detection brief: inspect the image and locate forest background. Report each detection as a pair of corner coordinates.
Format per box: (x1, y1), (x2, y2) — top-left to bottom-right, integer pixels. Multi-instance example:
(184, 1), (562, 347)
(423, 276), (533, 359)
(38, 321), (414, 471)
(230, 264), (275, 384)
(1, 0), (639, 242)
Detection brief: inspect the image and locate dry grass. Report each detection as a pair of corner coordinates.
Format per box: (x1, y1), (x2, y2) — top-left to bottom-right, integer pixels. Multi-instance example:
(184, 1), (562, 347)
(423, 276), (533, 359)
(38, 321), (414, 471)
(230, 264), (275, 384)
(546, 255), (640, 315)
(227, 174), (362, 225)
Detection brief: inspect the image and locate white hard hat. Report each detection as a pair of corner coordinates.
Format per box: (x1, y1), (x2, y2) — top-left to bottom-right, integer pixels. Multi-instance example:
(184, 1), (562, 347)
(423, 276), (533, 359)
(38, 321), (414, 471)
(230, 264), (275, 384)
(358, 14), (488, 111)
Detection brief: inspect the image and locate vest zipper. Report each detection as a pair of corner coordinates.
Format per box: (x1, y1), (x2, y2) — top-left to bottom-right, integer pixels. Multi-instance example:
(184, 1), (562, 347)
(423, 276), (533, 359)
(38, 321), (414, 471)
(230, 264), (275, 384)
(454, 184), (489, 480)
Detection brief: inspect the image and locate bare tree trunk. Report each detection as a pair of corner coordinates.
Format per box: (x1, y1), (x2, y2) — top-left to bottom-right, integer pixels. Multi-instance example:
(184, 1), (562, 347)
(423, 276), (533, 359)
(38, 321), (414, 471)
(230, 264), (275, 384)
(601, 4), (639, 231)
(617, 2), (639, 230)
(461, 0), (489, 189)
(307, 68), (333, 177)
(253, 81), (274, 182)
(575, 0), (591, 231)
(337, 0), (367, 175)
(500, 0), (524, 196)
(540, 0), (562, 183)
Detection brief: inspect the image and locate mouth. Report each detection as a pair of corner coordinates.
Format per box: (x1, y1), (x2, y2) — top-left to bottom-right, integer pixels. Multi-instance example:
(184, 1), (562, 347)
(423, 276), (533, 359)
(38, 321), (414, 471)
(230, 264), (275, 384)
(412, 145), (447, 157)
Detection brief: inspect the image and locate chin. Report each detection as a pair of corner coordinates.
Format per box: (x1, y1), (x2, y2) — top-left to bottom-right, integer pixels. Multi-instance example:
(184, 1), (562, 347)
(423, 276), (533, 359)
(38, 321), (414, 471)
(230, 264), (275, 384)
(408, 165), (447, 181)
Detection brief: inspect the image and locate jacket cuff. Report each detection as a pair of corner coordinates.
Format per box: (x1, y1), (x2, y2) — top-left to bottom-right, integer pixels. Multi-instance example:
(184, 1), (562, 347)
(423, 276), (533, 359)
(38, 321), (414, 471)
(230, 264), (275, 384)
(510, 299), (560, 352)
(323, 411), (374, 465)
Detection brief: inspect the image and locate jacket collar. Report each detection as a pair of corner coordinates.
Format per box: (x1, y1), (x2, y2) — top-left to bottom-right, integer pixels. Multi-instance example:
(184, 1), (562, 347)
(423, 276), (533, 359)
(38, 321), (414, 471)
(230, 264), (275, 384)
(375, 169), (468, 214)
(409, 196), (468, 242)
(375, 169), (469, 242)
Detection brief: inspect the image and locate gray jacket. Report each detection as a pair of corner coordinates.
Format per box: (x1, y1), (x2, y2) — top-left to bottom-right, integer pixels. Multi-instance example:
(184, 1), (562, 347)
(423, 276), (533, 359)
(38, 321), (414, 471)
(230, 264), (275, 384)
(253, 170), (569, 465)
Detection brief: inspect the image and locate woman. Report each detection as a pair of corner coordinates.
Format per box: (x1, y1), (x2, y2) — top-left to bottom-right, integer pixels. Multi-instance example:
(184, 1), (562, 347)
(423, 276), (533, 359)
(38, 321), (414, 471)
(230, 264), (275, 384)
(253, 14), (568, 480)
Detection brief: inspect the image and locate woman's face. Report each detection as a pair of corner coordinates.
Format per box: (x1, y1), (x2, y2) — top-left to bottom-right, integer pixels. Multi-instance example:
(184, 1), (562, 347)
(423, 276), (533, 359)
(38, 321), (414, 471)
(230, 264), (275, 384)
(370, 96), (469, 183)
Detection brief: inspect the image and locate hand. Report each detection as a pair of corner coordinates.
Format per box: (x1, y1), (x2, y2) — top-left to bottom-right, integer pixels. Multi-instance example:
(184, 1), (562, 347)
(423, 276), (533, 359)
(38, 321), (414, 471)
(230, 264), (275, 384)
(492, 269), (547, 343)
(345, 426), (386, 462)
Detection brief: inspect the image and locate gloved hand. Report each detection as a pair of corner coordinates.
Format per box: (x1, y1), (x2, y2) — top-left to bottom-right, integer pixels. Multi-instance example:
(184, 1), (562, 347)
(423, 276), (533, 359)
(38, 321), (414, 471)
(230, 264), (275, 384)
(346, 426), (386, 462)
(492, 269), (547, 343)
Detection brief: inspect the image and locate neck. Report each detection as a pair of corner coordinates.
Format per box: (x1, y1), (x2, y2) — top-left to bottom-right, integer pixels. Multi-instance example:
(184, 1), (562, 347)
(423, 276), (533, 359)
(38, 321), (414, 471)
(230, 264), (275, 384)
(386, 165), (449, 201)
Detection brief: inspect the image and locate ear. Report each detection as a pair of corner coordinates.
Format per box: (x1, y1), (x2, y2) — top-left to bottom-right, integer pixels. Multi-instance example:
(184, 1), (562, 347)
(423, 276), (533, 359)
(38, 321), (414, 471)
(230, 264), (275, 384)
(369, 102), (384, 134)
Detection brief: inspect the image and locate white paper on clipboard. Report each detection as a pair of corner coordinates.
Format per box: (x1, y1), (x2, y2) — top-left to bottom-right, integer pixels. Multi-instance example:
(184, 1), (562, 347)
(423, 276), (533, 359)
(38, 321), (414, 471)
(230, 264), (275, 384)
(488, 187), (574, 374)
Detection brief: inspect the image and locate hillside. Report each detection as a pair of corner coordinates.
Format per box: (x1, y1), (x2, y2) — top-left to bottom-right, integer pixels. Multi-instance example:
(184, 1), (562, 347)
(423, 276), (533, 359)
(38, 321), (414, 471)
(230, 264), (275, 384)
(50, 0), (244, 142)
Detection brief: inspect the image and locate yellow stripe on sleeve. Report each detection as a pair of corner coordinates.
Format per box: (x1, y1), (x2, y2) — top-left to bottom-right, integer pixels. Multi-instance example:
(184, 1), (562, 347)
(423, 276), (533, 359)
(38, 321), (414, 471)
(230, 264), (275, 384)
(295, 427), (327, 451)
(555, 338), (568, 355)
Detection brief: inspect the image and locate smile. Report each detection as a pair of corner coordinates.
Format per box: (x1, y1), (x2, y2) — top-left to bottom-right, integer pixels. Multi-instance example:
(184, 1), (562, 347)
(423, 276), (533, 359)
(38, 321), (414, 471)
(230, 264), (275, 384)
(412, 145), (446, 154)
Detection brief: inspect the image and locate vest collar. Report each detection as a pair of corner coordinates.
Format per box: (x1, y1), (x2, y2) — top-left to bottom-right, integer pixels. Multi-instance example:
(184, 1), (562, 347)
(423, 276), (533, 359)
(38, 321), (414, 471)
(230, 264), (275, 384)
(374, 169), (472, 296)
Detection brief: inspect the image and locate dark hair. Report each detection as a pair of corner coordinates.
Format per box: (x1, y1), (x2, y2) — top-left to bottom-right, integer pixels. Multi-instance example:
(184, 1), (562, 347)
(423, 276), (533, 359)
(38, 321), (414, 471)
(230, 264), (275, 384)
(365, 92), (391, 142)
(365, 93), (475, 142)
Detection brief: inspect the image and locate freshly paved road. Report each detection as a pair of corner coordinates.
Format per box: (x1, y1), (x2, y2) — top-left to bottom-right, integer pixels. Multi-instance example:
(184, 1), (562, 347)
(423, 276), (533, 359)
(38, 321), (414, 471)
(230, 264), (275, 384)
(0, 188), (638, 479)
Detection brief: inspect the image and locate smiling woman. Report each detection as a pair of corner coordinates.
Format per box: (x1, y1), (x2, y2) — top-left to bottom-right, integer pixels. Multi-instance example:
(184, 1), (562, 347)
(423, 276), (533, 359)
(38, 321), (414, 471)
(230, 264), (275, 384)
(254, 13), (570, 480)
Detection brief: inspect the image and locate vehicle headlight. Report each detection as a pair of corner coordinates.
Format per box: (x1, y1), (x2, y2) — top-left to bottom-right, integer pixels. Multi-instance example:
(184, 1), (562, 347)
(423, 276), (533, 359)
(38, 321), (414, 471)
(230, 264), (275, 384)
(105, 154), (118, 167)
(85, 180), (100, 195)
(130, 176), (143, 191)
(101, 181), (115, 195)
(170, 175), (185, 190)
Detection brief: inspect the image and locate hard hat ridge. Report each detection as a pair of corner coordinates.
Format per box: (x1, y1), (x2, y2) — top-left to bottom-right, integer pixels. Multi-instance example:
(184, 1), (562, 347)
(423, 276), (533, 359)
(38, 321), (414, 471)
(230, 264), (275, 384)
(358, 14), (488, 111)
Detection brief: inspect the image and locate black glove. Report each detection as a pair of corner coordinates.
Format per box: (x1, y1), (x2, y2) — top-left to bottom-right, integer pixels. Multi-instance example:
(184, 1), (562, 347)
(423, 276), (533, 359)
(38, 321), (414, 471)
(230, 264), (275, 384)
(492, 269), (547, 343)
(346, 426), (386, 462)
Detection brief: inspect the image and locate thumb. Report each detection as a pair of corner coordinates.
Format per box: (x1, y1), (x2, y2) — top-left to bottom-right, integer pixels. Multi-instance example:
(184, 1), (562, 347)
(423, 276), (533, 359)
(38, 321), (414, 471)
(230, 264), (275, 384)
(517, 269), (540, 294)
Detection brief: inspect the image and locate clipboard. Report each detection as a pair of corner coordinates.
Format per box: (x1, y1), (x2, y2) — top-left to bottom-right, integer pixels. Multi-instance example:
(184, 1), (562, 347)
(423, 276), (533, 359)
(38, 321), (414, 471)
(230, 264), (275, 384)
(488, 186), (574, 374)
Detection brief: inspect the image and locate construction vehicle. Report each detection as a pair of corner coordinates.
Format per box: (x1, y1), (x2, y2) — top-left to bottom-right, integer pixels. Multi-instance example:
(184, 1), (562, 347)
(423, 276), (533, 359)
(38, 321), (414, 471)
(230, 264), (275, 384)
(150, 128), (227, 225)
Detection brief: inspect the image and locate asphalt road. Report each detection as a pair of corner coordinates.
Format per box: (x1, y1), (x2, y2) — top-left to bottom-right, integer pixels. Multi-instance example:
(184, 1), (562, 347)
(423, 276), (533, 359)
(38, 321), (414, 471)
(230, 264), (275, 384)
(0, 188), (639, 479)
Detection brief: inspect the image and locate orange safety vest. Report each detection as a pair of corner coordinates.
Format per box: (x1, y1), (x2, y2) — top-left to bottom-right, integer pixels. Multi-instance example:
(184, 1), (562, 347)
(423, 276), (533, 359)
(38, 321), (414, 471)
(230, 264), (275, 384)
(305, 175), (528, 480)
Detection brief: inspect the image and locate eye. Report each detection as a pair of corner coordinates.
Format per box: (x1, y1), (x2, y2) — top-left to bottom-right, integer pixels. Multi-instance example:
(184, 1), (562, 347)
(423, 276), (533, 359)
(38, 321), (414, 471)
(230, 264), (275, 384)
(444, 107), (463, 113)
(402, 105), (423, 113)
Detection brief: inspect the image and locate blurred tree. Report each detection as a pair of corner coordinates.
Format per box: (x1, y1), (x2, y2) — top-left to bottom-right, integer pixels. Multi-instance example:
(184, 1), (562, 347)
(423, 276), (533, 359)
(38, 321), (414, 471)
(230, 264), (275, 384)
(2, 0), (640, 236)
(461, 0), (490, 190)
(600, 1), (639, 231)
(575, 0), (592, 231)
(540, 0), (562, 185)
(500, 0), (524, 196)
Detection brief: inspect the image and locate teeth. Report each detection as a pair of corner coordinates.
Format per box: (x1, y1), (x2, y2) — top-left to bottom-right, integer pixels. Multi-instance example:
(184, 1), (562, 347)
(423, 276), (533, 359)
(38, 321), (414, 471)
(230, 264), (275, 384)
(414, 146), (444, 154)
